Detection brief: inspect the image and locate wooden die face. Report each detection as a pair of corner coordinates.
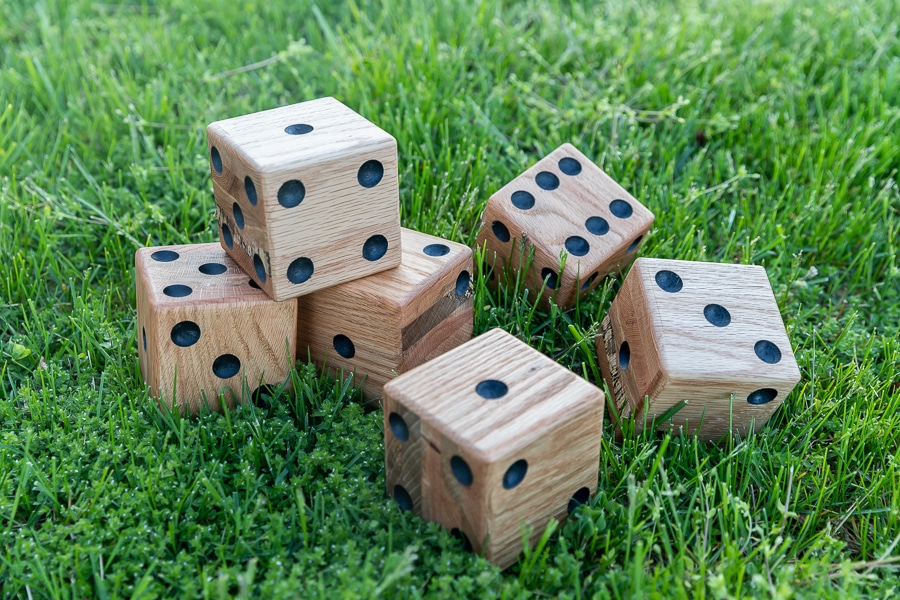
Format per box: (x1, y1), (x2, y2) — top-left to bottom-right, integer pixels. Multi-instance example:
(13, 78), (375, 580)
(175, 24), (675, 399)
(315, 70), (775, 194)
(297, 228), (474, 401)
(383, 328), (604, 569)
(135, 244), (297, 414)
(207, 97), (401, 301)
(476, 143), (654, 307)
(601, 258), (801, 440)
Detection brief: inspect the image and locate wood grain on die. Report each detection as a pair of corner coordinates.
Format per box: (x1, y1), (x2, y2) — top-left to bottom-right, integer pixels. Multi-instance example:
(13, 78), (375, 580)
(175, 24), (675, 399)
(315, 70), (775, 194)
(297, 228), (474, 401)
(383, 394), (424, 515)
(135, 244), (297, 414)
(596, 258), (801, 441)
(207, 97), (401, 301)
(383, 328), (605, 569)
(475, 143), (654, 308)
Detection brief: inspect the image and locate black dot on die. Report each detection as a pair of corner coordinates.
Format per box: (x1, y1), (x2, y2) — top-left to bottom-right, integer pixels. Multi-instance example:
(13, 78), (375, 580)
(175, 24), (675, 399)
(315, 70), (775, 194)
(170, 321), (200, 347)
(491, 221), (510, 242)
(142, 327), (147, 352)
(559, 157), (582, 175)
(163, 284), (192, 298)
(475, 379), (507, 399)
(581, 273), (598, 291)
(610, 199), (633, 219)
(704, 304), (731, 327)
(253, 254), (267, 282)
(423, 243), (450, 257)
(502, 459), (528, 489)
(747, 388), (778, 405)
(511, 190), (535, 210)
(278, 180), (305, 208)
(244, 176), (257, 206)
(619, 341), (630, 370)
(357, 159), (384, 188)
(541, 268), (558, 290)
(565, 235), (590, 256)
(388, 412), (410, 442)
(627, 236), (643, 253)
(752, 340), (782, 365)
(455, 271), (471, 296)
(535, 171), (559, 190)
(233, 203), (244, 229)
(333, 334), (355, 359)
(285, 123), (313, 135)
(450, 528), (473, 552)
(585, 216), (609, 236)
(450, 456), (473, 487)
(362, 235), (388, 261)
(248, 279), (261, 290)
(393, 485), (413, 512)
(222, 224), (233, 249)
(199, 262), (227, 275)
(655, 270), (683, 293)
(287, 257), (314, 284)
(151, 250), (179, 262)
(210, 146), (222, 174)
(568, 486), (590, 514)
(212, 354), (241, 379)
(251, 384), (277, 410)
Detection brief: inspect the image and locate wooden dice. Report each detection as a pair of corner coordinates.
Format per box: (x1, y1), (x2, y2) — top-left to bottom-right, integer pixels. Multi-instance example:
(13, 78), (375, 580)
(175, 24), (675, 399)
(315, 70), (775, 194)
(207, 96), (401, 301)
(297, 228), (474, 401)
(476, 143), (654, 308)
(596, 258), (801, 441)
(383, 328), (605, 569)
(136, 243), (297, 414)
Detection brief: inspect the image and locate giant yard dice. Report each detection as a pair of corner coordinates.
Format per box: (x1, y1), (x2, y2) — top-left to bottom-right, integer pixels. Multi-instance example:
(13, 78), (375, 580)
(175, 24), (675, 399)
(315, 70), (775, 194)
(136, 243), (297, 414)
(596, 258), (801, 441)
(476, 143), (654, 308)
(298, 228), (473, 401)
(383, 328), (605, 569)
(208, 97), (401, 301)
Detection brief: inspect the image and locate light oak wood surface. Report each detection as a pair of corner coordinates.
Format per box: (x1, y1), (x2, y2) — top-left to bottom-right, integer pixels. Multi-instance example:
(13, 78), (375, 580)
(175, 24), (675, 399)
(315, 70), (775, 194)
(475, 143), (654, 308)
(207, 97), (401, 301)
(136, 243), (296, 414)
(383, 328), (605, 569)
(596, 257), (801, 441)
(297, 228), (474, 402)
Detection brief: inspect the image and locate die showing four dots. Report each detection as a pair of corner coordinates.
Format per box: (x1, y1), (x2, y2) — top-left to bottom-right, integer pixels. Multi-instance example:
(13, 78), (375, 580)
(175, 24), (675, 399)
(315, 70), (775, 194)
(135, 243), (297, 414)
(207, 97), (401, 301)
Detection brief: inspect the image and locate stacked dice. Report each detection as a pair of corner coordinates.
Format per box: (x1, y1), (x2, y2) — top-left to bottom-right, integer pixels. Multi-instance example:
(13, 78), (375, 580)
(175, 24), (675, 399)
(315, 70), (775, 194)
(136, 97), (474, 412)
(136, 98), (802, 569)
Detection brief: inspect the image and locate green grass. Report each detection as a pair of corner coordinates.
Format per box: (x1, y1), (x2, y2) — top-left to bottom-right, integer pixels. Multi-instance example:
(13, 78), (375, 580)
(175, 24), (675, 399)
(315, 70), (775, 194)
(1, 0), (898, 597)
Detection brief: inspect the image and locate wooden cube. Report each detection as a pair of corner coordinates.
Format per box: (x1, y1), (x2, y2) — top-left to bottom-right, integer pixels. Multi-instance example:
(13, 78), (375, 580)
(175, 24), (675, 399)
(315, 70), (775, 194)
(297, 228), (474, 401)
(383, 328), (605, 569)
(207, 97), (401, 301)
(596, 258), (801, 441)
(136, 243), (297, 414)
(475, 143), (654, 308)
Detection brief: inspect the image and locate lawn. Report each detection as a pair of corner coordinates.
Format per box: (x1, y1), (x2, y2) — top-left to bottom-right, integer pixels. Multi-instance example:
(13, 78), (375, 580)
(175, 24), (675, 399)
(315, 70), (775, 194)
(1, 0), (899, 597)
